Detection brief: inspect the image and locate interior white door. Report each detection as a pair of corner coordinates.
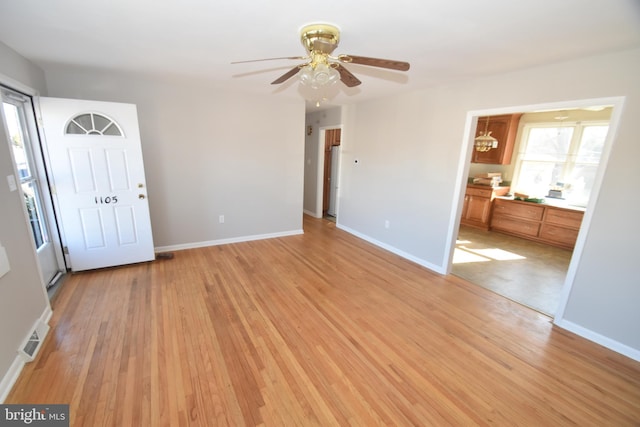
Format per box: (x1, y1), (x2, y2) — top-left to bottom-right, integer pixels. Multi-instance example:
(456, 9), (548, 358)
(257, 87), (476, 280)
(39, 97), (154, 271)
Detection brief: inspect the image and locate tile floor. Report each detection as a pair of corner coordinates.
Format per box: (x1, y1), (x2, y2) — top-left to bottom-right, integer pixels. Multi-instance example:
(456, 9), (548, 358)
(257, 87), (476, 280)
(452, 225), (573, 316)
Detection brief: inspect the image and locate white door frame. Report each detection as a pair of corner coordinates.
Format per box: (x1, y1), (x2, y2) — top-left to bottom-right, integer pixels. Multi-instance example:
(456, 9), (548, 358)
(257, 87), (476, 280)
(444, 96), (625, 322)
(315, 125), (343, 219)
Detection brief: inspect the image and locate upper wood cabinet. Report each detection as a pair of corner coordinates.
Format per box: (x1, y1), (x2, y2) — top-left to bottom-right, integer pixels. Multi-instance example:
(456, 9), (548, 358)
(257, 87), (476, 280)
(472, 114), (522, 165)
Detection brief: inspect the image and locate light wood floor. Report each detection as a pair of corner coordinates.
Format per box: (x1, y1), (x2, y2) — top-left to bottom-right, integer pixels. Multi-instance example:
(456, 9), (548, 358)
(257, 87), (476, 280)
(453, 225), (573, 316)
(7, 215), (640, 426)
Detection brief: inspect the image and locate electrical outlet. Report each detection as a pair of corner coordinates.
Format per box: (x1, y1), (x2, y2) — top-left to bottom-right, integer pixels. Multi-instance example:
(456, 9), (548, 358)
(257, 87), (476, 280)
(219, 215), (225, 224)
(385, 220), (390, 229)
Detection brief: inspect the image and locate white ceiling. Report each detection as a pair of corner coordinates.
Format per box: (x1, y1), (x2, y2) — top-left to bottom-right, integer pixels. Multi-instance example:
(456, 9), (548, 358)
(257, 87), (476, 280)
(1, 0), (639, 109)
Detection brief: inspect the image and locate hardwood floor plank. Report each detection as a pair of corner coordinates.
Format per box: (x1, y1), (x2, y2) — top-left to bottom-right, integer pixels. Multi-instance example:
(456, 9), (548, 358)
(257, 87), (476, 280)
(6, 215), (640, 425)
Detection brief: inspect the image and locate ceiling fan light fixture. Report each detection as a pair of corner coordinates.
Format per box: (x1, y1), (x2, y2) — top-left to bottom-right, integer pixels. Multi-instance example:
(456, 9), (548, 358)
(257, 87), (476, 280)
(299, 63), (340, 89)
(233, 22), (410, 94)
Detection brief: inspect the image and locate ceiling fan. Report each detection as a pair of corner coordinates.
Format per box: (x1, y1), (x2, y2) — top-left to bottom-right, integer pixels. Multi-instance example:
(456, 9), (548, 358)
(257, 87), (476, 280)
(232, 23), (410, 88)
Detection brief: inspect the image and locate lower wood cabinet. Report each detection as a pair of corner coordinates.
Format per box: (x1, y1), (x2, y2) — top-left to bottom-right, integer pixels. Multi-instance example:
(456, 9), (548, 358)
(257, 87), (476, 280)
(539, 208), (583, 247)
(491, 215), (541, 238)
(491, 198), (584, 249)
(461, 185), (510, 230)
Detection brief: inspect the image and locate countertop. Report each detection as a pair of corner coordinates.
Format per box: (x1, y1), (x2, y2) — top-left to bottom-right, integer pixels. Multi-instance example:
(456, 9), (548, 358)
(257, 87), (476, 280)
(495, 195), (586, 212)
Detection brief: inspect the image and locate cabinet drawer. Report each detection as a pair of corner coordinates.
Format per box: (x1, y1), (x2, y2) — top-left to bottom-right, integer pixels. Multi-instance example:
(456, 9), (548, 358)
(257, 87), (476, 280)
(540, 224), (579, 247)
(493, 200), (544, 221)
(466, 187), (493, 198)
(544, 208), (583, 229)
(491, 216), (540, 237)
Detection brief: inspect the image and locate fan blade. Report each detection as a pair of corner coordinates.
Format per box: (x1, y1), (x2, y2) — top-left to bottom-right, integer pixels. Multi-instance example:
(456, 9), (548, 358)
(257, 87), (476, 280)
(232, 56), (306, 64)
(271, 66), (302, 85)
(339, 55), (410, 71)
(335, 64), (362, 87)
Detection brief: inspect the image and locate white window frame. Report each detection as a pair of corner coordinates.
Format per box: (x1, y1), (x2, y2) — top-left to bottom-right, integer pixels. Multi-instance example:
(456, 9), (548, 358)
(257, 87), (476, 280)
(511, 119), (610, 205)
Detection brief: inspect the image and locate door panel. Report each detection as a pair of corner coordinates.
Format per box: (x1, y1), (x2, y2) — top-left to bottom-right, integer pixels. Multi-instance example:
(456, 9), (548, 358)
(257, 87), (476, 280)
(40, 97), (154, 271)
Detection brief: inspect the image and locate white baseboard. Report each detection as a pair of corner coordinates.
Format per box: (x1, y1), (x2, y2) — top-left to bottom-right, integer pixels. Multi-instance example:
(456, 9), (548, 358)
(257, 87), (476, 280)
(336, 223), (446, 275)
(303, 209), (320, 218)
(0, 356), (25, 403)
(553, 318), (640, 362)
(154, 229), (304, 253)
(0, 305), (53, 403)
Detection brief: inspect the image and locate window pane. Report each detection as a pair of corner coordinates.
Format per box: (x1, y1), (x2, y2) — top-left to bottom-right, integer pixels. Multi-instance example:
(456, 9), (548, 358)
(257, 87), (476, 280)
(66, 121), (85, 134)
(3, 102), (32, 180)
(523, 127), (573, 162)
(577, 125), (608, 163)
(516, 161), (564, 197)
(21, 181), (47, 249)
(93, 114), (110, 132)
(566, 163), (599, 207)
(73, 113), (93, 131)
(102, 122), (122, 136)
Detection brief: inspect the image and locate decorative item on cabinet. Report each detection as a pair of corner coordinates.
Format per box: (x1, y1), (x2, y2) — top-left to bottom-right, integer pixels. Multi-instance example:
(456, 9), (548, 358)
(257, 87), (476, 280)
(472, 114), (522, 165)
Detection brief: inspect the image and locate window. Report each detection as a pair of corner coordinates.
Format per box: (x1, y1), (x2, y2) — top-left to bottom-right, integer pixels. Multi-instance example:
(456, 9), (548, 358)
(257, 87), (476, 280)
(66, 112), (123, 136)
(3, 98), (48, 248)
(512, 121), (609, 207)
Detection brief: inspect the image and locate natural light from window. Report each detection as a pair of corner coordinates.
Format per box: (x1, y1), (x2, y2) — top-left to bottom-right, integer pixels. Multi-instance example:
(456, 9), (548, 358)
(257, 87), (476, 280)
(512, 121), (608, 207)
(453, 244), (527, 264)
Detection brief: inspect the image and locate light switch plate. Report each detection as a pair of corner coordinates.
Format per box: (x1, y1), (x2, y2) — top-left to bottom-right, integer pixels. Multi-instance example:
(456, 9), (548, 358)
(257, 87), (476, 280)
(6, 174), (17, 192)
(0, 245), (10, 278)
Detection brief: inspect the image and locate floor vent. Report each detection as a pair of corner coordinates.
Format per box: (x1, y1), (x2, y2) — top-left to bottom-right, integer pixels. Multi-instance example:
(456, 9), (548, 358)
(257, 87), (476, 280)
(22, 331), (41, 359)
(19, 321), (49, 362)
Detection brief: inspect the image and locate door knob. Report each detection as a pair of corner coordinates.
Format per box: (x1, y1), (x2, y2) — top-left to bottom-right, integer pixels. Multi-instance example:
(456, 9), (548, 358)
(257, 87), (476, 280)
(138, 194), (146, 199)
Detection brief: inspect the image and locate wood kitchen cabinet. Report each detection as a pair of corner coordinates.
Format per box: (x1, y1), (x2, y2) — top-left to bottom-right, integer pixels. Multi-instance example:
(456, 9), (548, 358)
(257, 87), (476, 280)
(472, 114), (522, 165)
(539, 208), (584, 248)
(491, 198), (584, 249)
(461, 185), (510, 230)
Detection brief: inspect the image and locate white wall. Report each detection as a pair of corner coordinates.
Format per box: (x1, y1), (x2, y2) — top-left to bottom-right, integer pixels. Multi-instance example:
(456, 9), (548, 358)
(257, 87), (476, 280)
(303, 108), (342, 216)
(42, 66), (306, 249)
(0, 41), (51, 400)
(338, 48), (640, 357)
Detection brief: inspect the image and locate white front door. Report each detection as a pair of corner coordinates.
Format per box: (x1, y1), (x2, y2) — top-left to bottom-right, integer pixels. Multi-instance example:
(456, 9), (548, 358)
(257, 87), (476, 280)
(39, 97), (155, 271)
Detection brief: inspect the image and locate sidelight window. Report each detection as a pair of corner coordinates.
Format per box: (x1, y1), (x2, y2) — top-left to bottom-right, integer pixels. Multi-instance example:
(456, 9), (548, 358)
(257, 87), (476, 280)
(3, 98), (48, 249)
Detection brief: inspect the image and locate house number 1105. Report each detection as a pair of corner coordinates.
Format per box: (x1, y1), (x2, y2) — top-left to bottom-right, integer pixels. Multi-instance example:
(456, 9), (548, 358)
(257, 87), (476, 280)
(95, 196), (118, 204)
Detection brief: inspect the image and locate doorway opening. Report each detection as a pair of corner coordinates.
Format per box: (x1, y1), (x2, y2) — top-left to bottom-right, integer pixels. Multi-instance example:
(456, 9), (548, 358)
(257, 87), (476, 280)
(322, 128), (341, 222)
(449, 98), (621, 318)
